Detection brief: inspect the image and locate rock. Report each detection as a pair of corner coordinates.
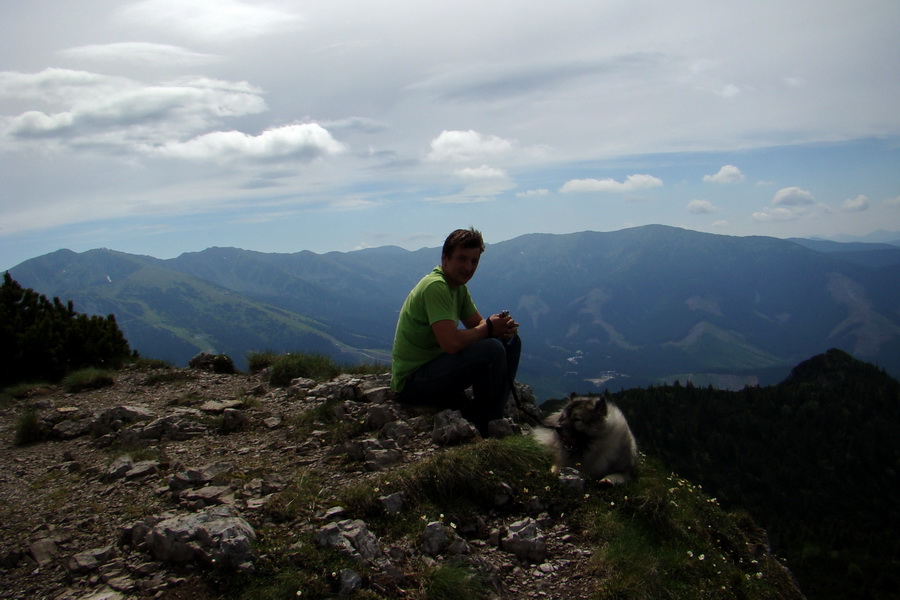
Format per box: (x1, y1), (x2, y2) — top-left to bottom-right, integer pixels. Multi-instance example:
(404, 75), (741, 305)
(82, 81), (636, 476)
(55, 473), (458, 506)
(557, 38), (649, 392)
(52, 417), (93, 440)
(168, 462), (232, 492)
(92, 405), (156, 436)
(263, 415), (283, 429)
(139, 414), (208, 441)
(422, 521), (450, 556)
(126, 460), (161, 480)
(144, 506), (256, 572)
(28, 537), (59, 566)
(340, 568), (364, 597)
(188, 353), (235, 374)
(180, 485), (235, 507)
(499, 518), (547, 564)
(68, 545), (116, 574)
(381, 420), (415, 446)
(105, 455), (135, 481)
(290, 377), (317, 390)
(432, 410), (478, 446)
(315, 519), (381, 563)
(76, 589), (126, 600)
(558, 467), (586, 496)
(379, 492), (404, 516)
(198, 400), (244, 413)
(361, 386), (392, 404)
(487, 417), (516, 438)
(221, 408), (249, 432)
(366, 404), (398, 429)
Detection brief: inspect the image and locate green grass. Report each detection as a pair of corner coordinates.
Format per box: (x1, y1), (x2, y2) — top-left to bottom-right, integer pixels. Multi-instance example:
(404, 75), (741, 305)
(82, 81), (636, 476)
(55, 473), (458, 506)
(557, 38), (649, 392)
(260, 351), (388, 386)
(422, 562), (488, 600)
(14, 406), (44, 446)
(246, 350), (280, 373)
(142, 370), (195, 386)
(61, 367), (115, 393)
(284, 398), (370, 445)
(268, 352), (343, 386)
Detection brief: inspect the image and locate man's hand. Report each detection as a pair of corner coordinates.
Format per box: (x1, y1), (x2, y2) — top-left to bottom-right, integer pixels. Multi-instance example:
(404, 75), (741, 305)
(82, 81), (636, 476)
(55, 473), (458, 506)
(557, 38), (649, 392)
(489, 312), (519, 340)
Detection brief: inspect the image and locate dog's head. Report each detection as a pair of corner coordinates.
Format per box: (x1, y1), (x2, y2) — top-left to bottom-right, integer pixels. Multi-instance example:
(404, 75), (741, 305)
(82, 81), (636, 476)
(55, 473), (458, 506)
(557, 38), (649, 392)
(553, 393), (609, 451)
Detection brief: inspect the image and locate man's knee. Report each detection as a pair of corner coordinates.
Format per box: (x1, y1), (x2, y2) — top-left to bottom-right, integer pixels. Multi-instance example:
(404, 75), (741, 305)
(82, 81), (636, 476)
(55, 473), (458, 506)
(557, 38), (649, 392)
(474, 337), (506, 362)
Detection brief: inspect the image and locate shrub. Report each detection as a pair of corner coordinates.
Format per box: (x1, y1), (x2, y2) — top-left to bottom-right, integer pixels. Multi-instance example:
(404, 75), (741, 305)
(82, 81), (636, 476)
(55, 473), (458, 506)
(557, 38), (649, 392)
(0, 273), (133, 387)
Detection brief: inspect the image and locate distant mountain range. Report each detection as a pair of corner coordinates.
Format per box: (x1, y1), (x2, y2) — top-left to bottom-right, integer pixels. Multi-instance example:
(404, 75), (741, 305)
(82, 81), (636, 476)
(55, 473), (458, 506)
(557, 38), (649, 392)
(9, 225), (900, 400)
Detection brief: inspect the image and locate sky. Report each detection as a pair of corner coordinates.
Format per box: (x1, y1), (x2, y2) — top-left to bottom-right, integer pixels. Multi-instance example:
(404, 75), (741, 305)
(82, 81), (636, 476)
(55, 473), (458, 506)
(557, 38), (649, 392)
(2, 0), (899, 270)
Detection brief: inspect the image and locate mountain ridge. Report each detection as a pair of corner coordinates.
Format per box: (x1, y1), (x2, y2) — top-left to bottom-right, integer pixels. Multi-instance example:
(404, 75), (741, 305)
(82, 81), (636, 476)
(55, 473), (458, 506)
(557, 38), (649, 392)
(9, 225), (900, 400)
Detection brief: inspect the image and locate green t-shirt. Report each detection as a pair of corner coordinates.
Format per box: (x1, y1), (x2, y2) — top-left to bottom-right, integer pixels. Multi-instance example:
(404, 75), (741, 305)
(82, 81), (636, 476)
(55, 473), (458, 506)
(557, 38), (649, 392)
(390, 266), (477, 392)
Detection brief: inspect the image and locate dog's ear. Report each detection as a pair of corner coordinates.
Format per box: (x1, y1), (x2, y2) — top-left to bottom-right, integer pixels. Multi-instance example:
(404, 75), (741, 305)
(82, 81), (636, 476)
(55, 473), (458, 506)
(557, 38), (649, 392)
(569, 391), (577, 400)
(593, 395), (608, 416)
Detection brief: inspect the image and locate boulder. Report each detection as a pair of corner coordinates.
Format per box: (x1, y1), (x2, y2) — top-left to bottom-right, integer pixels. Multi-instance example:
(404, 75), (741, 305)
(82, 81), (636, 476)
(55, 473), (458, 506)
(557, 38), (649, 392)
(432, 410), (478, 446)
(315, 519), (381, 563)
(144, 506), (256, 572)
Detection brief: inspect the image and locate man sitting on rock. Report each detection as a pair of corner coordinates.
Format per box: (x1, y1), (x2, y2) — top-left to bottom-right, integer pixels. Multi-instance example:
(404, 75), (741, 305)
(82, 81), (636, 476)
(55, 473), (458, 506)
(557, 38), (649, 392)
(390, 227), (521, 436)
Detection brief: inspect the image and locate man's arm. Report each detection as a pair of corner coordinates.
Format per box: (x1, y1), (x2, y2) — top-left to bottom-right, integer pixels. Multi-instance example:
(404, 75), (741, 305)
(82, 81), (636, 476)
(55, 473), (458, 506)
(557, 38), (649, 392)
(432, 311), (489, 355)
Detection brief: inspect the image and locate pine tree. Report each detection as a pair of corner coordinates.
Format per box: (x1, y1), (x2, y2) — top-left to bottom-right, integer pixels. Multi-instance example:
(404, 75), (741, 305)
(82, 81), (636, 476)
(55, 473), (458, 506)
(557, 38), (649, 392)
(1, 272), (134, 386)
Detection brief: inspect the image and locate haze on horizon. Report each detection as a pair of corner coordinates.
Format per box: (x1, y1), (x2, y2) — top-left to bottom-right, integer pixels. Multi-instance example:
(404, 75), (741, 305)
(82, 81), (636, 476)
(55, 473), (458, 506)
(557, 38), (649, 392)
(1, 0), (899, 271)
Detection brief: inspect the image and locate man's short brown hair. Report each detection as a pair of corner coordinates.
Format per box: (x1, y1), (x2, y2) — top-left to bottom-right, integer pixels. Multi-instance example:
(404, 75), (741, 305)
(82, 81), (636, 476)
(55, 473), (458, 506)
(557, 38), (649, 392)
(442, 227), (485, 258)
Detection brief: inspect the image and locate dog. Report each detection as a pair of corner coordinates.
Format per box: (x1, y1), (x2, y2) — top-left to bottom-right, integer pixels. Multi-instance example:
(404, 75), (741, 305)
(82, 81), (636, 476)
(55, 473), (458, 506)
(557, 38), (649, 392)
(534, 393), (638, 486)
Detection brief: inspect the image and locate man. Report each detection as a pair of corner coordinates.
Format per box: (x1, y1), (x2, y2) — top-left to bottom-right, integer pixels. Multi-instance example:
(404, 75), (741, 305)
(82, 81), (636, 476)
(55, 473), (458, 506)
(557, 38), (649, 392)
(391, 227), (521, 436)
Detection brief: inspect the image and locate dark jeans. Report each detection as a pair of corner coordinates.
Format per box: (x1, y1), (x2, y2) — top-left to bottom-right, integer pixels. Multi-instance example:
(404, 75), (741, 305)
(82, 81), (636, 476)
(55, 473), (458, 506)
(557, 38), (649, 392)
(397, 335), (521, 436)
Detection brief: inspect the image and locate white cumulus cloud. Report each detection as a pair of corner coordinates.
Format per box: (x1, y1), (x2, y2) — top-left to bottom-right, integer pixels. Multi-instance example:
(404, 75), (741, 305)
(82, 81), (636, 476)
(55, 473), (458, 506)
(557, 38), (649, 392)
(841, 194), (870, 212)
(688, 199), (718, 214)
(152, 123), (345, 162)
(773, 186), (815, 206)
(703, 164), (745, 183)
(427, 130), (513, 162)
(559, 174), (663, 193)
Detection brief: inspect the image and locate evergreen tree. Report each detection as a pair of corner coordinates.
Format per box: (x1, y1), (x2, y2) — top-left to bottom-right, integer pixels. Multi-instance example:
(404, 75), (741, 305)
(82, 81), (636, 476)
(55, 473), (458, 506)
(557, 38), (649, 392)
(1, 272), (134, 386)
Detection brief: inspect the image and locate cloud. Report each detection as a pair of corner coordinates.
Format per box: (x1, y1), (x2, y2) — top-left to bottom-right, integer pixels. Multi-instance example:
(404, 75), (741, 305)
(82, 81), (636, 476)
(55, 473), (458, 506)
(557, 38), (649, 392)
(454, 165), (507, 180)
(773, 186), (815, 206)
(152, 123), (345, 162)
(841, 194), (870, 212)
(117, 0), (304, 40)
(0, 69), (267, 152)
(427, 130), (513, 162)
(559, 174), (663, 193)
(687, 199), (718, 214)
(426, 163), (515, 203)
(60, 43), (220, 67)
(516, 188), (550, 198)
(752, 207), (795, 222)
(753, 186), (826, 222)
(703, 164), (745, 183)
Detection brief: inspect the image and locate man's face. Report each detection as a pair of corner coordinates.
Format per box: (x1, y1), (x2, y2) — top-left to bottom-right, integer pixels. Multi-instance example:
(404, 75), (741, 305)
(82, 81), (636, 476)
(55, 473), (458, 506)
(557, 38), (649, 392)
(441, 246), (481, 288)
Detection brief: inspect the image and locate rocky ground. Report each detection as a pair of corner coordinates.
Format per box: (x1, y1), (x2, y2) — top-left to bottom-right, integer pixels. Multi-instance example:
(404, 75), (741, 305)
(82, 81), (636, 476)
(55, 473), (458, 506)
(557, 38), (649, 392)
(0, 364), (606, 600)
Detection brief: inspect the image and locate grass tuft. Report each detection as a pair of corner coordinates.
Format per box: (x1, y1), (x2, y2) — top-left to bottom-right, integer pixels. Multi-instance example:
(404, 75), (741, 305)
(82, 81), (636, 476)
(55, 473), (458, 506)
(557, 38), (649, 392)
(14, 406), (44, 446)
(61, 367), (115, 393)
